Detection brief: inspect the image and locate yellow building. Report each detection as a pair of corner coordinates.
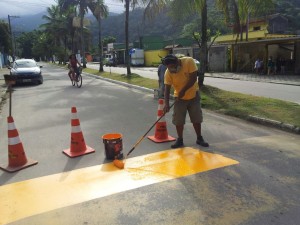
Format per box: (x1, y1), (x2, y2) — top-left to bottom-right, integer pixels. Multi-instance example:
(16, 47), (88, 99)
(210, 14), (300, 74)
(214, 14), (297, 44)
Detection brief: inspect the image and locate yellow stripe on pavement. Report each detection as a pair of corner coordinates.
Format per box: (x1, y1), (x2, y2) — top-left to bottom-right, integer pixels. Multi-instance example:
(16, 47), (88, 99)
(0, 147), (238, 225)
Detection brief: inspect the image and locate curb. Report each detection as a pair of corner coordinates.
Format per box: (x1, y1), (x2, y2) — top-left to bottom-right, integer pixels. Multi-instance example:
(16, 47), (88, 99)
(205, 75), (300, 86)
(83, 72), (176, 99)
(0, 77), (8, 108)
(247, 115), (300, 134)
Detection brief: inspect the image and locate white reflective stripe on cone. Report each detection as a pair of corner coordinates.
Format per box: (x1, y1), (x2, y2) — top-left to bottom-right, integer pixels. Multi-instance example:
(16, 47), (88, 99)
(157, 115), (166, 122)
(8, 122), (16, 130)
(8, 136), (21, 145)
(71, 113), (78, 120)
(72, 125), (82, 133)
(158, 104), (164, 110)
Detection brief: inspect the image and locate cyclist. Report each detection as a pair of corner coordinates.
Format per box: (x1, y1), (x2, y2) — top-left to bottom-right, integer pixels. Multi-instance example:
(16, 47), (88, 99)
(68, 53), (82, 81)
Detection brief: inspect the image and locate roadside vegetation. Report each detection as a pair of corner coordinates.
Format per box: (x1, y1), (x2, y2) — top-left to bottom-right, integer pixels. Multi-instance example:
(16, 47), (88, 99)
(82, 67), (300, 128)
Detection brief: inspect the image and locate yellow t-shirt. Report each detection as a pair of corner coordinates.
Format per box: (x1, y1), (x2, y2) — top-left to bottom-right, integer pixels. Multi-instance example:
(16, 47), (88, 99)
(164, 57), (198, 100)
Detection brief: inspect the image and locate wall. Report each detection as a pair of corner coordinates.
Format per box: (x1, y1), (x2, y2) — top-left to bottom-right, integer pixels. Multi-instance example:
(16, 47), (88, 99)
(208, 46), (228, 72)
(295, 41), (300, 74)
(173, 47), (193, 57)
(144, 50), (169, 67)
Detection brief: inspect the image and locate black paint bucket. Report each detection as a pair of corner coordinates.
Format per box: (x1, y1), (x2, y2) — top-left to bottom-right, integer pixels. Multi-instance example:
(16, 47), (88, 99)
(102, 133), (124, 160)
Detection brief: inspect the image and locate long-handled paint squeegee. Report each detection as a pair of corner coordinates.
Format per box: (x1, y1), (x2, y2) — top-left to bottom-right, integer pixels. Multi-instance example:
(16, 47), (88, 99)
(113, 102), (175, 169)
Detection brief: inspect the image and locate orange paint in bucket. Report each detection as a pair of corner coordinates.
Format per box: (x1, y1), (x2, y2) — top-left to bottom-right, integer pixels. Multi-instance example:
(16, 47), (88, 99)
(102, 133), (124, 160)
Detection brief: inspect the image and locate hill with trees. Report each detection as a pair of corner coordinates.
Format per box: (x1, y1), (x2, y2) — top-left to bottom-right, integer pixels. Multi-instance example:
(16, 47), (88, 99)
(8, 0), (300, 44)
(1, 0), (299, 61)
(88, 0), (300, 43)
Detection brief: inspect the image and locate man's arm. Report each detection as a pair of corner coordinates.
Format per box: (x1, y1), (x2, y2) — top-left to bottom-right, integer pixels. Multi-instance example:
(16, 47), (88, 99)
(158, 65), (161, 85)
(76, 58), (82, 67)
(164, 84), (171, 113)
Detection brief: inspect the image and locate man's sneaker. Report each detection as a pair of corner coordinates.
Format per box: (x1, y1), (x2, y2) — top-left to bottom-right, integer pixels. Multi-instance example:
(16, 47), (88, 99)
(196, 136), (209, 147)
(171, 138), (184, 149)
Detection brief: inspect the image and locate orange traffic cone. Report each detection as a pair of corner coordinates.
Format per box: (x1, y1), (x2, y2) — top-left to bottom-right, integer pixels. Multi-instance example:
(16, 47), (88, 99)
(63, 107), (95, 157)
(0, 116), (38, 172)
(148, 99), (176, 143)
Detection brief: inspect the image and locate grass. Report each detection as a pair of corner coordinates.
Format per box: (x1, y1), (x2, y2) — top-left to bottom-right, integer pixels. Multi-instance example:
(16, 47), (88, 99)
(201, 85), (300, 127)
(74, 66), (300, 127)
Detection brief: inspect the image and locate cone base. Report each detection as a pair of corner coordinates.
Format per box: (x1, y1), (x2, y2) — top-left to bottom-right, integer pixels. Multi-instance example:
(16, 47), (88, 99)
(147, 135), (176, 143)
(63, 145), (95, 158)
(0, 158), (38, 173)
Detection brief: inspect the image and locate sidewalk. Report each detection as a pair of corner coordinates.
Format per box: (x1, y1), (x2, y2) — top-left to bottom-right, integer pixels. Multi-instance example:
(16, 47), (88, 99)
(205, 72), (300, 86)
(127, 65), (300, 86)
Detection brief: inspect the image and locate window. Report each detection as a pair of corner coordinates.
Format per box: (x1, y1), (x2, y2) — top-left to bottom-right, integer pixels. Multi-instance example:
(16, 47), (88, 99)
(253, 26), (261, 31)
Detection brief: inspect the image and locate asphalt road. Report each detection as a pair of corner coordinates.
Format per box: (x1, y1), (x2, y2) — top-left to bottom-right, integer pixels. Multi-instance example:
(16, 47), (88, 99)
(87, 64), (300, 104)
(0, 63), (299, 225)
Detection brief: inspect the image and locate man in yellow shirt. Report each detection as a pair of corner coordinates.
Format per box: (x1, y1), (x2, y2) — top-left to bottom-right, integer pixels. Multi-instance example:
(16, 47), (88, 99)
(163, 54), (209, 148)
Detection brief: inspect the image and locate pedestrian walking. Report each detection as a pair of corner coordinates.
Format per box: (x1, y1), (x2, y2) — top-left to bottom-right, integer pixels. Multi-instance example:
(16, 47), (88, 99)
(254, 58), (262, 74)
(267, 56), (274, 75)
(157, 62), (167, 98)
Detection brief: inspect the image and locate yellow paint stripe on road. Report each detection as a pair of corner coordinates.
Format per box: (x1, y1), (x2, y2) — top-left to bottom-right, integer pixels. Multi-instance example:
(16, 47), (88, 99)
(0, 147), (238, 225)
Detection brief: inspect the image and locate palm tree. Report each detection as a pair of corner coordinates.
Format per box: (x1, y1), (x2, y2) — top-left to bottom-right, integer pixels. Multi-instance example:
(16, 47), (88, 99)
(41, 5), (64, 47)
(119, 0), (139, 75)
(41, 5), (74, 63)
(124, 0), (131, 75)
(59, 0), (93, 68)
(143, 0), (208, 85)
(0, 20), (12, 55)
(88, 0), (109, 72)
(216, 0), (275, 42)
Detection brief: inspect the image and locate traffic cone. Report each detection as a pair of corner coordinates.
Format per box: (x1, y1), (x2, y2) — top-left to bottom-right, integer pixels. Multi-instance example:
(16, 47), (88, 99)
(0, 116), (38, 172)
(148, 99), (176, 143)
(63, 107), (95, 157)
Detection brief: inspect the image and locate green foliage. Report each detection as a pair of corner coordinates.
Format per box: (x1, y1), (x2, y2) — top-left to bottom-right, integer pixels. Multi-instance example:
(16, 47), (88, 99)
(0, 20), (11, 53)
(16, 31), (36, 58)
(11, 0), (300, 60)
(201, 85), (300, 126)
(102, 36), (116, 46)
(275, 0), (300, 32)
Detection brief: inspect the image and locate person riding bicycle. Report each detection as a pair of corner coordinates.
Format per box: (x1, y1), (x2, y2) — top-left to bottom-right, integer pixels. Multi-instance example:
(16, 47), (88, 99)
(68, 53), (82, 80)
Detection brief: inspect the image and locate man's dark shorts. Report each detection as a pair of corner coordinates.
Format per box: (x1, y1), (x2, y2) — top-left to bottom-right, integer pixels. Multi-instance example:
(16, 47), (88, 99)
(172, 92), (203, 125)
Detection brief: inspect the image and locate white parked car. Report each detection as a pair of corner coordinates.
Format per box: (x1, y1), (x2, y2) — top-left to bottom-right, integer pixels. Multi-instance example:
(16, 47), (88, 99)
(8, 59), (43, 85)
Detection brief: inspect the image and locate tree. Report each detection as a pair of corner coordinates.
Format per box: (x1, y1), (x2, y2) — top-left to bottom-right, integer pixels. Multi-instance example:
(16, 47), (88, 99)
(119, 0), (142, 76)
(41, 5), (75, 62)
(125, 0), (131, 75)
(16, 31), (37, 58)
(216, 0), (275, 42)
(88, 0), (109, 72)
(103, 36), (116, 47)
(58, 0), (88, 68)
(143, 0), (209, 85)
(0, 20), (11, 54)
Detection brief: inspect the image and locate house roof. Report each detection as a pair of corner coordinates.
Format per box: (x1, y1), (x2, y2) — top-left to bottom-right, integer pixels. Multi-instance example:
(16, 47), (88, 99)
(214, 36), (300, 46)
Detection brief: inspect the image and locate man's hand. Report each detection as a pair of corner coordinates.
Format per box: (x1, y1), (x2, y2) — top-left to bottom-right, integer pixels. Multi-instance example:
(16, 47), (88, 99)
(178, 90), (185, 99)
(164, 102), (170, 113)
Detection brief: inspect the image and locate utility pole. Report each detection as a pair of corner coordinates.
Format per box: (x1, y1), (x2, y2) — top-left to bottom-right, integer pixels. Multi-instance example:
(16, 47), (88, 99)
(8, 15), (20, 61)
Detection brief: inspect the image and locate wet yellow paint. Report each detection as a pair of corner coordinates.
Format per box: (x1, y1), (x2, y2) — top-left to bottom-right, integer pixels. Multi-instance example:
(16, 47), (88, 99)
(0, 147), (238, 225)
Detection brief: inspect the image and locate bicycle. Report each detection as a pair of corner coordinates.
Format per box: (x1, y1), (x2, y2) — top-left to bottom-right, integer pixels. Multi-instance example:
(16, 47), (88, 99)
(68, 66), (82, 88)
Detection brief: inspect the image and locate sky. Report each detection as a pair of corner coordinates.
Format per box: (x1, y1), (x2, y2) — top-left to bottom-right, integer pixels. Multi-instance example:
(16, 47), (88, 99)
(0, 0), (125, 18)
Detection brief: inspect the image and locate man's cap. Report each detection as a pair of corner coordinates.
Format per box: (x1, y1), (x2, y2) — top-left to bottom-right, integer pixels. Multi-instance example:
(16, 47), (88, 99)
(162, 54), (178, 65)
